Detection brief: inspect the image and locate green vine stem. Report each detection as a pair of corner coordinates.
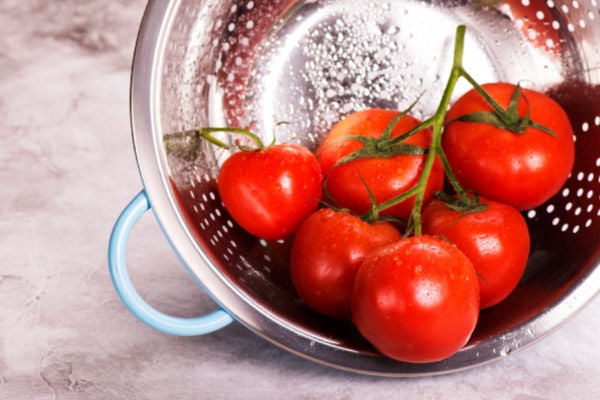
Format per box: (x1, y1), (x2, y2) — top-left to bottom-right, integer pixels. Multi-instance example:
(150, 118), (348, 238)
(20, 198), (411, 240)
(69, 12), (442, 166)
(164, 127), (265, 154)
(363, 25), (472, 234)
(165, 26), (541, 238)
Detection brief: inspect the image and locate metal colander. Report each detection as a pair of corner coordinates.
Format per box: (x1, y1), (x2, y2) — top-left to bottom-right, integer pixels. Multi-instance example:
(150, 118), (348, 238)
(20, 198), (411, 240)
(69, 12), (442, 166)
(109, 0), (600, 376)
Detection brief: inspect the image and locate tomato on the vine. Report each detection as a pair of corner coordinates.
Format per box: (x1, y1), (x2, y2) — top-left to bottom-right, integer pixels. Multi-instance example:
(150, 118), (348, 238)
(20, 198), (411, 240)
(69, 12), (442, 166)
(315, 109), (444, 220)
(422, 196), (530, 309)
(290, 208), (401, 319)
(443, 82), (575, 210)
(189, 25), (573, 366)
(351, 235), (479, 363)
(217, 143), (322, 240)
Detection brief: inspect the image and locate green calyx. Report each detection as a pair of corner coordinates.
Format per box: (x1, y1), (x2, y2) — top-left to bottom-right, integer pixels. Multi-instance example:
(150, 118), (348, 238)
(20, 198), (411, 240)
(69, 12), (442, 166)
(433, 191), (488, 215)
(451, 81), (558, 137)
(333, 135), (427, 166)
(328, 102), (427, 170)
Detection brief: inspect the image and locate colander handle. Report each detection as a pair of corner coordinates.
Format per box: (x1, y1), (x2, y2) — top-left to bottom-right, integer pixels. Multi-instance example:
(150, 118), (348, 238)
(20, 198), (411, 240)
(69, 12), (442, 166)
(108, 190), (234, 336)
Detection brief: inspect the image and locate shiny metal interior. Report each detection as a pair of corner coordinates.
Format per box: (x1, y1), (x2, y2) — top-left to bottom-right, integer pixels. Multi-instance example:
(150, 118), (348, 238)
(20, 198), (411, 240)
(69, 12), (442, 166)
(130, 0), (600, 375)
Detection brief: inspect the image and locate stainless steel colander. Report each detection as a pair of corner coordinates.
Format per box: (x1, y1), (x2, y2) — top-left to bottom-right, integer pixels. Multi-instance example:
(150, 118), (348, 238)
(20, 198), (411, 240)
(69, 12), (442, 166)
(109, 0), (600, 376)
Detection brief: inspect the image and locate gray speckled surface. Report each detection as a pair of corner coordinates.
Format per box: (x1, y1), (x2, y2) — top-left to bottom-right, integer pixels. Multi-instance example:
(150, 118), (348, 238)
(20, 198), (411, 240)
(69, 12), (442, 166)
(2, 1), (600, 398)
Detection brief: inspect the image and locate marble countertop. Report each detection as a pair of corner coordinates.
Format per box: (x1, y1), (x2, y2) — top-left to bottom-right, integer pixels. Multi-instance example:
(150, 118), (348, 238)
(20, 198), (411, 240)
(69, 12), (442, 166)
(2, 0), (600, 398)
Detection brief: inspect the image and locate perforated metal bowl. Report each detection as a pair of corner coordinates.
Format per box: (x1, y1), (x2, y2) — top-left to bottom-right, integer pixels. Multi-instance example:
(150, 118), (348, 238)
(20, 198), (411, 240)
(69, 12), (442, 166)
(110, 0), (600, 376)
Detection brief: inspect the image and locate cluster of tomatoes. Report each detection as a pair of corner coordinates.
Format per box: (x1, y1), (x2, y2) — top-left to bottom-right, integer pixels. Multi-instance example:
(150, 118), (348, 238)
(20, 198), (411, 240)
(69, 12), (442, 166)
(214, 81), (574, 363)
(203, 27), (576, 364)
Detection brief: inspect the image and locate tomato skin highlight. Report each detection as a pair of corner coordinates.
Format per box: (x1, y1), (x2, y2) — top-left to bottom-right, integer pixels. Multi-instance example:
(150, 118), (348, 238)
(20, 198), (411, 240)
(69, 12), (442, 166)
(290, 208), (402, 319)
(443, 82), (575, 210)
(351, 235), (480, 363)
(316, 109), (444, 220)
(422, 198), (530, 309)
(217, 144), (322, 240)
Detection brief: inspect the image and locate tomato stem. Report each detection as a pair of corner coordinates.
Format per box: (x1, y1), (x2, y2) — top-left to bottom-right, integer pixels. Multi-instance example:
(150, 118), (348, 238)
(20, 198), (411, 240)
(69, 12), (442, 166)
(163, 127), (266, 153)
(198, 127), (265, 150)
(410, 26), (466, 235)
(362, 25), (496, 232)
(364, 25), (471, 234)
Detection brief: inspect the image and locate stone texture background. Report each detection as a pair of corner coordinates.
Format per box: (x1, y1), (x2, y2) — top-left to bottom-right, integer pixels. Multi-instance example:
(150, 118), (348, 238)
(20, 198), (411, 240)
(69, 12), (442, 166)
(1, 0), (600, 398)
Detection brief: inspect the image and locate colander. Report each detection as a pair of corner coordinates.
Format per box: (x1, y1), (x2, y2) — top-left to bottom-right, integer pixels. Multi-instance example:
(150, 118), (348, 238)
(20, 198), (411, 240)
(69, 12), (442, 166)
(109, 0), (600, 376)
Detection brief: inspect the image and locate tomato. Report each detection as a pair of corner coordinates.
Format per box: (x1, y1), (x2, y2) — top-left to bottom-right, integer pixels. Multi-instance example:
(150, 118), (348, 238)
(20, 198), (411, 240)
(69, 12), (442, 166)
(422, 197), (530, 309)
(443, 82), (575, 210)
(217, 144), (322, 240)
(290, 208), (402, 319)
(351, 235), (479, 363)
(315, 109), (444, 220)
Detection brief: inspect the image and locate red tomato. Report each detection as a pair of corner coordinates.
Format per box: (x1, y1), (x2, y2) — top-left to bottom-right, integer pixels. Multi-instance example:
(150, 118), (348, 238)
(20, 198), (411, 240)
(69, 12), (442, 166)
(351, 235), (479, 363)
(422, 197), (530, 309)
(290, 208), (402, 319)
(217, 144), (322, 240)
(315, 109), (444, 220)
(443, 82), (575, 210)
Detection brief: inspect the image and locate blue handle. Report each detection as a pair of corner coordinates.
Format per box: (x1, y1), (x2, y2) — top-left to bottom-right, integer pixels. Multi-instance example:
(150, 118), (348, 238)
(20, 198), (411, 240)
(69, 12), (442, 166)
(108, 190), (234, 336)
